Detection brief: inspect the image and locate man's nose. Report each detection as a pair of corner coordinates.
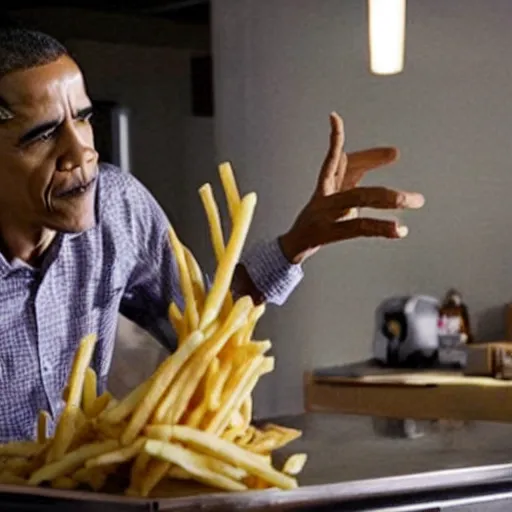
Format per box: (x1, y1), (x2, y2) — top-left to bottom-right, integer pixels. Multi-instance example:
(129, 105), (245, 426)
(57, 122), (98, 172)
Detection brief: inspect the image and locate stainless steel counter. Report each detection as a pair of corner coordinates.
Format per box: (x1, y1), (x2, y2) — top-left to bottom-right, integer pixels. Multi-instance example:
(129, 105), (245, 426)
(2, 413), (512, 511)
(275, 413), (512, 485)
(157, 413), (512, 511)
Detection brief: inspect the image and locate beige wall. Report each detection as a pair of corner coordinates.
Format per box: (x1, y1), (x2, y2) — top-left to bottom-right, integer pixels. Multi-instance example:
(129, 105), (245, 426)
(210, 0), (512, 417)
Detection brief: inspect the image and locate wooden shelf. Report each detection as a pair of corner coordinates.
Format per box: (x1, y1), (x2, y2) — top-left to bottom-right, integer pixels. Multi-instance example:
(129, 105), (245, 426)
(304, 370), (512, 422)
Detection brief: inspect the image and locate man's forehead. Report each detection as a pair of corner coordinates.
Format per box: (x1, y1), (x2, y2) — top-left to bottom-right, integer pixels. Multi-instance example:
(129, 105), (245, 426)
(0, 56), (89, 121)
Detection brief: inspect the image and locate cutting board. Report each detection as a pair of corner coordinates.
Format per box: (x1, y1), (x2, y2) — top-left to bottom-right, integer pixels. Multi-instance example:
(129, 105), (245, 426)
(313, 360), (512, 388)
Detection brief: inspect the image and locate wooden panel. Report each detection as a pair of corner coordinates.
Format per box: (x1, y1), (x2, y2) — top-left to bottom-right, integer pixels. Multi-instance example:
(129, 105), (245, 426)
(304, 372), (512, 422)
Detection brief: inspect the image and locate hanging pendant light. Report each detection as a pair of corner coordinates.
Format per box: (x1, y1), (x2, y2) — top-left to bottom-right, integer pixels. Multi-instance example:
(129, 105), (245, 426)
(368, 0), (406, 75)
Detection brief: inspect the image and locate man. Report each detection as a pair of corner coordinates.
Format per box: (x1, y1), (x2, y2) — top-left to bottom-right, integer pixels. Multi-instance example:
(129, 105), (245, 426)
(0, 27), (424, 441)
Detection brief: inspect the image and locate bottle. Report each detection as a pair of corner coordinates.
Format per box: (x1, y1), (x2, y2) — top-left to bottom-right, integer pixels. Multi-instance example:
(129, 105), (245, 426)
(437, 289), (472, 366)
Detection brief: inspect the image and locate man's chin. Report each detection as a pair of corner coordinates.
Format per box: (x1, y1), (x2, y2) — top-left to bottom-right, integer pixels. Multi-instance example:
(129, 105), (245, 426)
(62, 214), (96, 234)
(44, 210), (96, 234)
(48, 189), (97, 233)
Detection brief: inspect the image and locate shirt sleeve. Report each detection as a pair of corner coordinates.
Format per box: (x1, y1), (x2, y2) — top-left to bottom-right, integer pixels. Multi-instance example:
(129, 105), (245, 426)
(240, 239), (304, 306)
(118, 174), (304, 349)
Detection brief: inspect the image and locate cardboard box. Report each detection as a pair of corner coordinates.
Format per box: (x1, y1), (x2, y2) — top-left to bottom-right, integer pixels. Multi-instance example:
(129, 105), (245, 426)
(464, 342), (512, 377)
(464, 344), (495, 376)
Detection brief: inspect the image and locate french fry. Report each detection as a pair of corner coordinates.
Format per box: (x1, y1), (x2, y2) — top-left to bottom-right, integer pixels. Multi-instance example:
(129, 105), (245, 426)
(166, 297), (253, 424)
(186, 402), (208, 429)
(87, 392), (113, 418)
(51, 476), (79, 490)
(185, 356), (221, 427)
(45, 407), (79, 463)
(198, 184), (225, 263)
(86, 438), (145, 468)
(83, 367), (97, 416)
(29, 440), (118, 485)
(69, 418), (97, 450)
(123, 330), (205, 443)
(149, 426), (297, 490)
(238, 426), (259, 447)
(0, 471), (27, 486)
(100, 380), (151, 424)
(144, 440), (247, 492)
(73, 467), (108, 492)
(67, 335), (97, 408)
(183, 245), (205, 296)
(229, 410), (244, 429)
(203, 319), (221, 339)
(230, 304), (266, 348)
(37, 411), (50, 445)
(95, 419), (126, 440)
(153, 364), (190, 424)
(241, 397), (252, 429)
(217, 362), (275, 437)
(168, 226), (199, 331)
(282, 454), (308, 476)
(207, 357), (273, 435)
(221, 426), (241, 442)
(130, 451), (151, 493)
(244, 434), (279, 454)
(218, 161), (241, 219)
(248, 340), (272, 356)
(46, 335), (98, 463)
(198, 182), (234, 322)
(168, 302), (185, 342)
(208, 359), (232, 411)
(140, 459), (171, 497)
(262, 424), (302, 445)
(1, 457), (34, 478)
(205, 357), (221, 400)
(199, 194), (257, 330)
(168, 465), (192, 480)
(206, 357), (261, 434)
(244, 304), (266, 343)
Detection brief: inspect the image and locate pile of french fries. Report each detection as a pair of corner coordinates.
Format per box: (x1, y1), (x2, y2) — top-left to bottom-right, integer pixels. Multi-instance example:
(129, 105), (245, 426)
(0, 163), (307, 497)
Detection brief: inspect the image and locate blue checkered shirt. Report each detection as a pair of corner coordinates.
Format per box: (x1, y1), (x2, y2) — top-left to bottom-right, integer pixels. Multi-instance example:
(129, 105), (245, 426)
(0, 164), (303, 442)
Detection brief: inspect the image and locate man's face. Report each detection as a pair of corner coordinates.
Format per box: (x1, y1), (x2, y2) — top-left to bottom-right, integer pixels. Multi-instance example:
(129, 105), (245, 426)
(0, 55), (99, 233)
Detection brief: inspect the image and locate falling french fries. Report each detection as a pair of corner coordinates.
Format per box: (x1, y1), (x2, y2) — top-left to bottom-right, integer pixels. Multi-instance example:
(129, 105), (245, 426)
(0, 161), (305, 497)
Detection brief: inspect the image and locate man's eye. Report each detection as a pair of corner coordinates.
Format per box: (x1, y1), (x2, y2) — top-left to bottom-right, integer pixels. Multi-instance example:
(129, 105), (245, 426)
(78, 111), (93, 123)
(35, 131), (56, 143)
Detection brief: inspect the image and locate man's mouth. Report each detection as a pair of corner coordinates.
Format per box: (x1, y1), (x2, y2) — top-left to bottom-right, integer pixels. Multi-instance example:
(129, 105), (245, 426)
(55, 176), (97, 199)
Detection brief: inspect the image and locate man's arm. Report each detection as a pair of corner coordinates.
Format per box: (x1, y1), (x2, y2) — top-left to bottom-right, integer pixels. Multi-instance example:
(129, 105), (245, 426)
(119, 112), (424, 347)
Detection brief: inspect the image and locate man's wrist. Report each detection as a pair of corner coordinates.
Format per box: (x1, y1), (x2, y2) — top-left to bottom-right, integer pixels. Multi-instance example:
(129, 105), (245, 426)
(278, 231), (317, 265)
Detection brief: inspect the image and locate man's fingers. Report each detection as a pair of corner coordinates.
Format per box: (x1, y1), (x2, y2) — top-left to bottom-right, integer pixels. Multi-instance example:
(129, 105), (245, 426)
(325, 218), (405, 244)
(324, 187), (425, 213)
(316, 112), (345, 195)
(342, 147), (399, 190)
(347, 147), (399, 174)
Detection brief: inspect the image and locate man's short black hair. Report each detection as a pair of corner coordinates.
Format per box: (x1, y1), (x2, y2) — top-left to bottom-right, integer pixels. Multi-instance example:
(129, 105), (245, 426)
(0, 26), (68, 80)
